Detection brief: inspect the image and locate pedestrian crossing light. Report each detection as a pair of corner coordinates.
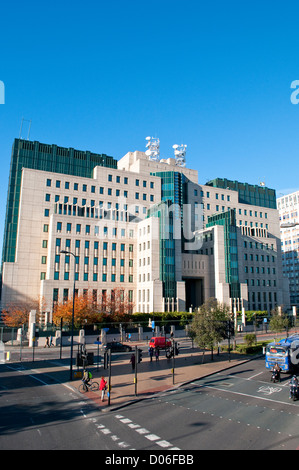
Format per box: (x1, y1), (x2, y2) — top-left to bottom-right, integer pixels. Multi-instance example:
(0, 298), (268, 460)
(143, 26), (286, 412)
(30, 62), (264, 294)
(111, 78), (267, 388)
(103, 351), (108, 369)
(137, 348), (143, 363)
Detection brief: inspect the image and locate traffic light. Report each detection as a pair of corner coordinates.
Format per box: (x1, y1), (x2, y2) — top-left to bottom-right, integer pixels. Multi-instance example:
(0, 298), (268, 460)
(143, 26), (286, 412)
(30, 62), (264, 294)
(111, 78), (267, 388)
(137, 348), (143, 363)
(103, 351), (108, 369)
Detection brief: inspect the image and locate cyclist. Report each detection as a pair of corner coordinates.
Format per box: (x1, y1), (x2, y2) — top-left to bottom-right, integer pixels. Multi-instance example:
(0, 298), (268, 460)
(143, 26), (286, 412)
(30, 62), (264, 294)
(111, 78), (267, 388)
(82, 369), (92, 391)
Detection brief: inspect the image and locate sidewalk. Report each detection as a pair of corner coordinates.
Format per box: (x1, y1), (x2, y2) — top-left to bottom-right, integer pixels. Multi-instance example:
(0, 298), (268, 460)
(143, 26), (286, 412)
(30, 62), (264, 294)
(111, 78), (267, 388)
(72, 345), (254, 411)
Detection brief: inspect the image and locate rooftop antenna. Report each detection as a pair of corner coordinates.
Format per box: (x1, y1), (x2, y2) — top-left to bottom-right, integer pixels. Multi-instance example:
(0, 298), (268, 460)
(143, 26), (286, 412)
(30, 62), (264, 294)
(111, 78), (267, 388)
(19, 117), (32, 140)
(173, 144), (187, 167)
(145, 136), (160, 161)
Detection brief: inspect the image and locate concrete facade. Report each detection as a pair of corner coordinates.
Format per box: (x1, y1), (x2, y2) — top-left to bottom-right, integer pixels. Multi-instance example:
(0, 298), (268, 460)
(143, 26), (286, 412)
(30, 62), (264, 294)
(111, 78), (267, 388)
(1, 143), (290, 318)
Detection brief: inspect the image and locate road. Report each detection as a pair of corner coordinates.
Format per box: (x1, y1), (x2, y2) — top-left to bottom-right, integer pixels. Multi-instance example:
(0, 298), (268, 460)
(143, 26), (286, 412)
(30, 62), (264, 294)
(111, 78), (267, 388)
(107, 357), (298, 450)
(1, 353), (299, 450)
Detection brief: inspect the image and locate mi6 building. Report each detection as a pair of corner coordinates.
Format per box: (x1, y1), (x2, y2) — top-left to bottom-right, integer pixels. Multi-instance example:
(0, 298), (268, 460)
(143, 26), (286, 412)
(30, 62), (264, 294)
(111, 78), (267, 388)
(0, 138), (290, 317)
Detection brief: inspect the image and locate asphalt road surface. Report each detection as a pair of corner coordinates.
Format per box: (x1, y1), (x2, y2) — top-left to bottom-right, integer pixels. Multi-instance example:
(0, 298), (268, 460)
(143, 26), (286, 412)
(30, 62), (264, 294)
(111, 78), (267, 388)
(108, 356), (298, 450)
(1, 356), (299, 450)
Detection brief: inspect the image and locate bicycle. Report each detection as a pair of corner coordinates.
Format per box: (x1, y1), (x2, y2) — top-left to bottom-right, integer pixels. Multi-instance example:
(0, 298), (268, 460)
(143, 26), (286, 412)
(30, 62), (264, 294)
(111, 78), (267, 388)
(78, 379), (100, 393)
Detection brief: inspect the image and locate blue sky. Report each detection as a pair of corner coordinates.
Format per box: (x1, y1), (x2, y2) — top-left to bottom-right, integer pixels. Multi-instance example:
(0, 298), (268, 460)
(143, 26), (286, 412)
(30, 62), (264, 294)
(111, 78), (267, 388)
(1, 0), (299, 254)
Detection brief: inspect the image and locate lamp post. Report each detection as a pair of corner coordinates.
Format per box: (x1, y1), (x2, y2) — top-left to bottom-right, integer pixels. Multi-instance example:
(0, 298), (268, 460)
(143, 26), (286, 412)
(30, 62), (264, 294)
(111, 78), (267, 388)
(60, 250), (76, 380)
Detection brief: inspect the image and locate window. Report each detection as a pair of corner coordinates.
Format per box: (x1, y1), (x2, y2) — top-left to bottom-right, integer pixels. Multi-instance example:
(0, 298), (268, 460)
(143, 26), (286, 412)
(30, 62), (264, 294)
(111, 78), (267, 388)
(41, 256), (47, 264)
(40, 272), (46, 280)
(65, 181), (70, 189)
(45, 193), (50, 202)
(108, 174), (113, 182)
(42, 240), (48, 248)
(56, 180), (61, 188)
(46, 178), (51, 187)
(74, 183), (78, 191)
(44, 209), (50, 217)
(57, 222), (62, 232)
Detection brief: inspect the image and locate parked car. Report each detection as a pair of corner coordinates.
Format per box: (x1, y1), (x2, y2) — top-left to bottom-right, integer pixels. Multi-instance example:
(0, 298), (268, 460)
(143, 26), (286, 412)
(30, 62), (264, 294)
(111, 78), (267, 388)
(103, 341), (132, 352)
(149, 336), (172, 350)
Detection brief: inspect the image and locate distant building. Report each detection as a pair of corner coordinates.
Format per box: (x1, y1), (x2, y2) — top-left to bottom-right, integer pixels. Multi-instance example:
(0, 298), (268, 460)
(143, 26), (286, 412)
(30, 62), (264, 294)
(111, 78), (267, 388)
(277, 191), (299, 307)
(0, 138), (290, 319)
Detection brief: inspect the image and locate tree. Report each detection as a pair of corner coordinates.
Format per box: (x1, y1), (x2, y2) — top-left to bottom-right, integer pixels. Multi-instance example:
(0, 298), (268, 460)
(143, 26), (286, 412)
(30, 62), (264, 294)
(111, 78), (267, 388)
(105, 288), (135, 323)
(269, 306), (289, 338)
(190, 298), (231, 362)
(52, 288), (135, 328)
(52, 294), (104, 328)
(2, 298), (42, 327)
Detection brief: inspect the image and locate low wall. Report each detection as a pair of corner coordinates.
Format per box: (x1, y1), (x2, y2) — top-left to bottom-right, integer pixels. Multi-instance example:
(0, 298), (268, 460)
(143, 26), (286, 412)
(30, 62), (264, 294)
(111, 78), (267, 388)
(52, 325), (188, 347)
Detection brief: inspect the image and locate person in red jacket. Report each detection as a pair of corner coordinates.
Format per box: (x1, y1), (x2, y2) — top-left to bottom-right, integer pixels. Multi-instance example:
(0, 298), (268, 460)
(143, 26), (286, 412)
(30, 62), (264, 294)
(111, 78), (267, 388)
(100, 376), (107, 401)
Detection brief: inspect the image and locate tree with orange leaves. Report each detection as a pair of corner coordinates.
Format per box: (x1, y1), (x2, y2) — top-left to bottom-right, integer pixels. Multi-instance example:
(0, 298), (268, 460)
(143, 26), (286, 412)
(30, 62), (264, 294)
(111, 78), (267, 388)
(2, 298), (42, 327)
(52, 294), (104, 328)
(105, 288), (135, 323)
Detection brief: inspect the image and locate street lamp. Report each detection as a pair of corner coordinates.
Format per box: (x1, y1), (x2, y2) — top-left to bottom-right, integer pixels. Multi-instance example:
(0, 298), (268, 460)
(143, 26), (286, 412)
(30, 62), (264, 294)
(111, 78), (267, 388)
(60, 250), (76, 380)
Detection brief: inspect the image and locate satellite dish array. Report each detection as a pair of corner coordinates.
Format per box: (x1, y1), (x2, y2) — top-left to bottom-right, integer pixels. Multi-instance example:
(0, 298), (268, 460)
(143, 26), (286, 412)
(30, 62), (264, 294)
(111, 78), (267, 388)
(172, 144), (187, 168)
(145, 137), (187, 167)
(145, 136), (160, 161)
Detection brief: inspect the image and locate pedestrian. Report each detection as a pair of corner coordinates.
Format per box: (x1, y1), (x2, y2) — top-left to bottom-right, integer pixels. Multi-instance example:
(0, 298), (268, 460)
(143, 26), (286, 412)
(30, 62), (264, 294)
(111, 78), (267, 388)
(155, 347), (159, 361)
(100, 376), (107, 401)
(44, 336), (50, 348)
(50, 336), (54, 347)
(130, 353), (136, 371)
(148, 346), (153, 362)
